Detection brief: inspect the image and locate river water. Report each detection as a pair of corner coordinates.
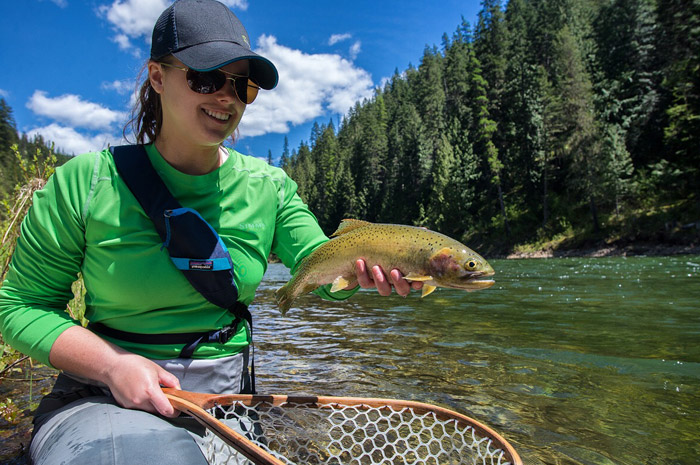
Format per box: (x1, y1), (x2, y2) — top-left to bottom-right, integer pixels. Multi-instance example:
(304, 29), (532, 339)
(1, 256), (698, 464)
(252, 256), (700, 465)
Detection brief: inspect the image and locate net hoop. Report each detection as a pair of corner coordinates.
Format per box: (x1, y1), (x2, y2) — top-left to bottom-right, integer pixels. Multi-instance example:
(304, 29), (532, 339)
(165, 389), (522, 465)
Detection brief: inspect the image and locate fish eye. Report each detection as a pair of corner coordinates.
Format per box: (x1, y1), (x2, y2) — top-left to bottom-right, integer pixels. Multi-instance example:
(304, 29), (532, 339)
(465, 259), (480, 271)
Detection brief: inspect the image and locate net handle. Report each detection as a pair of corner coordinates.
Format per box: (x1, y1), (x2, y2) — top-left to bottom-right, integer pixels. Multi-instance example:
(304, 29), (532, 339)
(163, 388), (522, 465)
(163, 391), (287, 465)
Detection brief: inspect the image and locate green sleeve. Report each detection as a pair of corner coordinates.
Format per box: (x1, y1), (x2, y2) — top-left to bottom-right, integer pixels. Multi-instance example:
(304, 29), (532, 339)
(271, 174), (357, 301)
(0, 155), (91, 366)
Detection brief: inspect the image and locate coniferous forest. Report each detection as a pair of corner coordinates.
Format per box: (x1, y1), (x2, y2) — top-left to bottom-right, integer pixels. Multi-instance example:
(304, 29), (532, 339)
(0, 0), (698, 256)
(279, 0), (699, 254)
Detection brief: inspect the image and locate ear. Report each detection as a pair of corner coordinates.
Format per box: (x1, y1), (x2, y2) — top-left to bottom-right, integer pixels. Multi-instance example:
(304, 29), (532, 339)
(148, 61), (165, 94)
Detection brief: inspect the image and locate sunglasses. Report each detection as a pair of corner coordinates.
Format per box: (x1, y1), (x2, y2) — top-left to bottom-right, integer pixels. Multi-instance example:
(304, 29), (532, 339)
(160, 62), (261, 104)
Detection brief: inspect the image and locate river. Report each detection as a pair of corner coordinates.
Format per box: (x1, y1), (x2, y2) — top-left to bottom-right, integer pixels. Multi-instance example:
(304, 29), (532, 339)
(1, 256), (699, 464)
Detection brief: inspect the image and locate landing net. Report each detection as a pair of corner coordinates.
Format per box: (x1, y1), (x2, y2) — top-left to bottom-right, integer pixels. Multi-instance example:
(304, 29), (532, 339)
(202, 397), (517, 465)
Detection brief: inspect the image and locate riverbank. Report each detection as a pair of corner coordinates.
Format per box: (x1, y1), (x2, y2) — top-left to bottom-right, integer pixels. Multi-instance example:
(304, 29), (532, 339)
(504, 241), (700, 259)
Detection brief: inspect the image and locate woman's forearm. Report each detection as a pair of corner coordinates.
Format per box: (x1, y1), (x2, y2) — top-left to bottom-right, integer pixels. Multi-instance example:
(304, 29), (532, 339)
(49, 326), (181, 417)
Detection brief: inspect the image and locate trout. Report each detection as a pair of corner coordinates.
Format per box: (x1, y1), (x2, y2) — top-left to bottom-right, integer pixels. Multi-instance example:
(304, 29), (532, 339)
(275, 219), (495, 314)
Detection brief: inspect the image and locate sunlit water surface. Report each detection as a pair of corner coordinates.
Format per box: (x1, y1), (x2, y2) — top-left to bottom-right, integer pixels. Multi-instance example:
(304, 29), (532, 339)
(252, 256), (700, 465)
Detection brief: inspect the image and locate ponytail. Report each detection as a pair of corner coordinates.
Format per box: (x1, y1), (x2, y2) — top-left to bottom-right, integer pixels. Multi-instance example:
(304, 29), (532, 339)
(123, 61), (162, 145)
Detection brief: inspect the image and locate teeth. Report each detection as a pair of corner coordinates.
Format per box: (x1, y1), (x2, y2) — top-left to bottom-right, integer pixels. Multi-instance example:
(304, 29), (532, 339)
(204, 109), (230, 121)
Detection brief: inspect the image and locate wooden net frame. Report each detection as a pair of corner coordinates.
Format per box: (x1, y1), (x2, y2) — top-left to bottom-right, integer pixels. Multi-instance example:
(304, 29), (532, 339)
(164, 389), (522, 465)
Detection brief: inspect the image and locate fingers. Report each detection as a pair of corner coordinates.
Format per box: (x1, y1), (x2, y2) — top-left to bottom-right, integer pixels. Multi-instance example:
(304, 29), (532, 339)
(158, 367), (182, 390)
(354, 259), (421, 297)
(153, 368), (182, 418)
(106, 354), (181, 418)
(390, 269), (412, 297)
(371, 265), (393, 296)
(355, 259), (374, 289)
(150, 384), (178, 418)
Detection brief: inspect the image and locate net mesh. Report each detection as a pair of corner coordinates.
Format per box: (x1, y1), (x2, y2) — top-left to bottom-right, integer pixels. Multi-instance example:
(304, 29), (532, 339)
(202, 399), (513, 465)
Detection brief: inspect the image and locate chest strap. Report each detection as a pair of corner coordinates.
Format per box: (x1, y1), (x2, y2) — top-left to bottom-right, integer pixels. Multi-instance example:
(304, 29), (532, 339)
(88, 302), (251, 359)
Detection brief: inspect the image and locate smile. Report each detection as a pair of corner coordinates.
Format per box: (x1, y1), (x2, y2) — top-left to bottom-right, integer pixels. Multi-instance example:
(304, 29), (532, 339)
(203, 109), (231, 121)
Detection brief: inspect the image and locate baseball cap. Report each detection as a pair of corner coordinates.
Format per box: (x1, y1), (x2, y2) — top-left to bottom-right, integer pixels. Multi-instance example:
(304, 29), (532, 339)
(151, 0), (278, 90)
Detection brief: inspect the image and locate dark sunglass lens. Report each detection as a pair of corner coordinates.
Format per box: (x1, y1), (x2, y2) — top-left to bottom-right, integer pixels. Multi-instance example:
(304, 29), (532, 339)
(186, 70), (226, 94)
(235, 78), (259, 104)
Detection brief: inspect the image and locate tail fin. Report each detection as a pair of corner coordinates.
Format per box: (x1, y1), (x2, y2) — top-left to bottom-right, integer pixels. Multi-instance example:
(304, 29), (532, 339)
(275, 284), (292, 315)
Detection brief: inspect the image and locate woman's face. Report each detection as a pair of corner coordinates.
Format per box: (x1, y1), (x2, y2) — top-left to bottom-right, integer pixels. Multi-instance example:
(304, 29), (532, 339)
(150, 58), (249, 149)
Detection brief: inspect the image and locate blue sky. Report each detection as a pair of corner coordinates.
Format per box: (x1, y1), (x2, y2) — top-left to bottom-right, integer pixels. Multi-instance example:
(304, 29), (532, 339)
(0, 0), (481, 162)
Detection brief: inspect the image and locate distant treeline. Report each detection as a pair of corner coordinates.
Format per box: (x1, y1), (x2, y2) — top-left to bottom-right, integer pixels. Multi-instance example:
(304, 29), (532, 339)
(0, 99), (71, 205)
(279, 0), (699, 252)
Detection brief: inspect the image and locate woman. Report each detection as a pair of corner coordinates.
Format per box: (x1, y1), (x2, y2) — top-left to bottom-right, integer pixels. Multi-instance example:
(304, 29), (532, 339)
(0, 1), (420, 464)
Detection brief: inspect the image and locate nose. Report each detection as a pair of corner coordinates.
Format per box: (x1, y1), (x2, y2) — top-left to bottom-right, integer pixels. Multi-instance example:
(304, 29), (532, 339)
(215, 78), (239, 104)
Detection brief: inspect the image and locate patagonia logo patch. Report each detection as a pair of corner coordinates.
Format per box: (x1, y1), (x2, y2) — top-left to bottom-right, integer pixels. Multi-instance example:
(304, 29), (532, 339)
(189, 260), (214, 270)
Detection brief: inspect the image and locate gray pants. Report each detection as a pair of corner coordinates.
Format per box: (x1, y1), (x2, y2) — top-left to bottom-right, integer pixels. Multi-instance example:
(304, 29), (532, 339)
(30, 349), (251, 465)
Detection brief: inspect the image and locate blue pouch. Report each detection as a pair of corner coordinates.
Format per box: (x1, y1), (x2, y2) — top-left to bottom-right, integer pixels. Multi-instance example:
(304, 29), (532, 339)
(110, 145), (240, 310)
(103, 145), (253, 370)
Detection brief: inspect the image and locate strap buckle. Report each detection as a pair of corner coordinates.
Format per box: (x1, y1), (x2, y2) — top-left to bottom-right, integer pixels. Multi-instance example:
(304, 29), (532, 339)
(211, 320), (239, 344)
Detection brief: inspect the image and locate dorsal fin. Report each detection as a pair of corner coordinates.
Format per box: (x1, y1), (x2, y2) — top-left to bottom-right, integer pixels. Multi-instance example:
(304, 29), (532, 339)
(330, 219), (373, 237)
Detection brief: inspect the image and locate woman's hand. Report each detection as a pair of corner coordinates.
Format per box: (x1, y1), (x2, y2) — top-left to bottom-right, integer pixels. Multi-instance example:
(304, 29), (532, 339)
(50, 325), (181, 418)
(103, 351), (181, 418)
(347, 259), (423, 297)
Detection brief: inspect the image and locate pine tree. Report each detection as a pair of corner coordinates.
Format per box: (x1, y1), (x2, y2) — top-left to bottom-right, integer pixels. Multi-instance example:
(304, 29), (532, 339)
(382, 73), (425, 223)
(594, 0), (661, 167)
(309, 121), (340, 229)
(0, 99), (19, 196)
(413, 45), (448, 224)
(550, 24), (605, 233)
(292, 142), (317, 208)
(346, 96), (389, 222)
(656, 0), (700, 194)
(279, 136), (291, 174)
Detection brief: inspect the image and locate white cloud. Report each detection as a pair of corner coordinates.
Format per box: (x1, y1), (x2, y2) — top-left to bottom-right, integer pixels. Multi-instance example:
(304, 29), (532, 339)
(27, 90), (127, 131)
(101, 79), (135, 96)
(47, 0), (68, 7)
(113, 33), (135, 52)
(349, 41), (362, 60)
(219, 0), (248, 9)
(98, 0), (169, 48)
(328, 33), (351, 46)
(100, 0), (168, 38)
(26, 124), (121, 155)
(238, 35), (374, 138)
(0, 89), (9, 98)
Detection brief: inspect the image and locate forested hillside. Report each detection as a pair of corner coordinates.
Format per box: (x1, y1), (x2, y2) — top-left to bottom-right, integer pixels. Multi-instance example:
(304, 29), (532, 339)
(280, 0), (699, 254)
(0, 99), (70, 203)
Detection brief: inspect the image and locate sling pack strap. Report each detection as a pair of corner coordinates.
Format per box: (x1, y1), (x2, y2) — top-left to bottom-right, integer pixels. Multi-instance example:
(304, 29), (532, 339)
(110, 145), (239, 310)
(107, 145), (255, 390)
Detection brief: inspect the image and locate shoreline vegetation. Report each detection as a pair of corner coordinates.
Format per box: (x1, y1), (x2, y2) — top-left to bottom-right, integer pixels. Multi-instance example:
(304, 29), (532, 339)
(504, 241), (700, 259)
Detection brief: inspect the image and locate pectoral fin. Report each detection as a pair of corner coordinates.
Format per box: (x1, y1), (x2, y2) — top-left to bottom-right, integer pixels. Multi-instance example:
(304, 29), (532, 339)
(404, 272), (433, 282)
(421, 285), (437, 297)
(330, 275), (351, 293)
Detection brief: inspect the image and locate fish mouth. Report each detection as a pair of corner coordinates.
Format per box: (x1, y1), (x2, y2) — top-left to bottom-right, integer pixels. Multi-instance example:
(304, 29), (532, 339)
(464, 278), (496, 289)
(456, 270), (496, 290)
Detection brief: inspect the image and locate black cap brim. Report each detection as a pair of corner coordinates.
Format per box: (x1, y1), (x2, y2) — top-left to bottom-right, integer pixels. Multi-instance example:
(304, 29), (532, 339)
(173, 41), (279, 90)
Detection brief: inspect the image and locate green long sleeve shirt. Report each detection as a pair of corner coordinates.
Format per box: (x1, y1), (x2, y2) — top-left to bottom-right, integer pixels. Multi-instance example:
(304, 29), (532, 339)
(0, 144), (355, 365)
